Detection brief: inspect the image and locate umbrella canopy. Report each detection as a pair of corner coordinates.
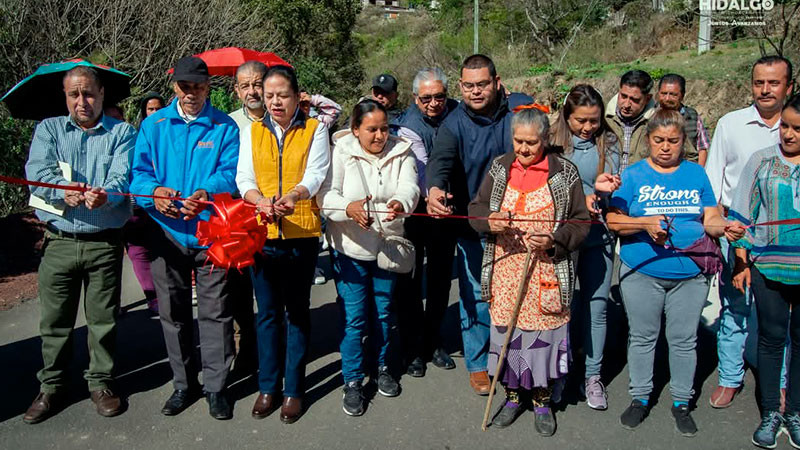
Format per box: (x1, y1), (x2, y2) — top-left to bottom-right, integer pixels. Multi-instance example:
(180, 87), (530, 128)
(1, 59), (132, 121)
(166, 47), (292, 77)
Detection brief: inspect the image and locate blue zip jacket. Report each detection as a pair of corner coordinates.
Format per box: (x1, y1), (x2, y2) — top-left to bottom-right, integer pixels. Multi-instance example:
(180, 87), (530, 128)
(426, 92), (533, 215)
(130, 98), (240, 248)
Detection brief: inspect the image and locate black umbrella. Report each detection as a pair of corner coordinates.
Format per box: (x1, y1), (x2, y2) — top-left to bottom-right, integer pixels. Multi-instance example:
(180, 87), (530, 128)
(1, 59), (132, 121)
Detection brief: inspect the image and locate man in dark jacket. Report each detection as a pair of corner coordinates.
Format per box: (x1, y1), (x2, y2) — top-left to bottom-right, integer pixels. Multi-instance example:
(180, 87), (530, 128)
(426, 54), (533, 395)
(395, 68), (459, 378)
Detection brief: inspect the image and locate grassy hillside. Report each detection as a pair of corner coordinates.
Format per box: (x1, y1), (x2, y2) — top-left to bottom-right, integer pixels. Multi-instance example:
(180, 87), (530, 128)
(355, 2), (771, 133)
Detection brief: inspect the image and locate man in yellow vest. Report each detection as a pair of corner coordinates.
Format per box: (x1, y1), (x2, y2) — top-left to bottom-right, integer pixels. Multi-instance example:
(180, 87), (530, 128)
(235, 65), (330, 424)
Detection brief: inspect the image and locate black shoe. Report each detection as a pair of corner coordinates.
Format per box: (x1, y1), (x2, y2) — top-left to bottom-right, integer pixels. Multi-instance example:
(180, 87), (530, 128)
(671, 404), (698, 437)
(407, 357), (426, 378)
(533, 405), (556, 436)
(206, 392), (232, 420)
(342, 381), (365, 416)
(377, 366), (400, 397)
(493, 394), (524, 428)
(620, 399), (649, 430)
(431, 348), (456, 370)
(161, 389), (200, 416)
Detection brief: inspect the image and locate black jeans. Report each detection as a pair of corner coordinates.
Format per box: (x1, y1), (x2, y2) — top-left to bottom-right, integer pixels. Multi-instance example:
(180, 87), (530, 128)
(395, 205), (457, 364)
(752, 266), (800, 413)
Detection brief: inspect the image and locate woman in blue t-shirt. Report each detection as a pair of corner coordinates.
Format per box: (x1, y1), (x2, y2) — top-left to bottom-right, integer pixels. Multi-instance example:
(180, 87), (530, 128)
(607, 109), (745, 437)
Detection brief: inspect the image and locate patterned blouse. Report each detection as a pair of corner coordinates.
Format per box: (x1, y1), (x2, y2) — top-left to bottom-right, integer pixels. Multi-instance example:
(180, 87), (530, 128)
(730, 144), (800, 285)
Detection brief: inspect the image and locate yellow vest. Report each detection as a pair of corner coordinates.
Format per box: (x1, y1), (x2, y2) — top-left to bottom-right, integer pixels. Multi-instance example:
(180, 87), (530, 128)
(251, 117), (322, 240)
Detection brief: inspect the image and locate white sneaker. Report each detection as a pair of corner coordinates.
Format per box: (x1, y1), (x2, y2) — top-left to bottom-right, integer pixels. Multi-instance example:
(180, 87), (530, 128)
(313, 267), (325, 285)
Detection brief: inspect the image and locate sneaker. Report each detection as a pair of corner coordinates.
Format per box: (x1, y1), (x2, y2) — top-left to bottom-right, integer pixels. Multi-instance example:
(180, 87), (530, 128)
(406, 357), (426, 378)
(752, 411), (784, 449)
(376, 367), (400, 397)
(313, 267), (326, 285)
(533, 405), (556, 437)
(585, 375), (608, 410)
(620, 399), (649, 430)
(492, 391), (524, 429)
(785, 412), (800, 449)
(342, 381), (365, 416)
(671, 404), (698, 437)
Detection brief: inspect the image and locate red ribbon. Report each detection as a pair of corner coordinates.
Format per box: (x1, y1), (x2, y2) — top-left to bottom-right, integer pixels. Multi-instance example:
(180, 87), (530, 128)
(196, 193), (268, 270)
(2, 174), (799, 271)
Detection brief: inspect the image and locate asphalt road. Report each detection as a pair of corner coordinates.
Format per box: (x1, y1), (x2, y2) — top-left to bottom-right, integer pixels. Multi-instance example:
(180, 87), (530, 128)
(0, 250), (777, 450)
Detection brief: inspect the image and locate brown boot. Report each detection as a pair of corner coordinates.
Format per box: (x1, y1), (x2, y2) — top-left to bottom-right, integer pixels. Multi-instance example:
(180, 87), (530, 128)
(709, 385), (742, 408)
(90, 389), (124, 417)
(251, 393), (281, 419)
(23, 392), (61, 424)
(280, 396), (303, 424)
(469, 371), (491, 396)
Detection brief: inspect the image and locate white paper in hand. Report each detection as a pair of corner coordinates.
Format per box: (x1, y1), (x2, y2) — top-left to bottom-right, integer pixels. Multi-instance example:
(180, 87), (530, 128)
(29, 161), (72, 216)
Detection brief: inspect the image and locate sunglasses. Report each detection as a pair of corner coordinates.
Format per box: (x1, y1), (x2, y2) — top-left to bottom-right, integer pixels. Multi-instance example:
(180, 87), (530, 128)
(417, 93), (447, 104)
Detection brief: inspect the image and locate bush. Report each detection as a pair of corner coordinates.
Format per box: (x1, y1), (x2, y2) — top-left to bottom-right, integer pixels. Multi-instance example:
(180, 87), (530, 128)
(0, 109), (34, 217)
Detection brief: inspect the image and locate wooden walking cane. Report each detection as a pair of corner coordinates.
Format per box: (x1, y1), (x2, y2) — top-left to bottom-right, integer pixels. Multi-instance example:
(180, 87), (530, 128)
(481, 246), (535, 431)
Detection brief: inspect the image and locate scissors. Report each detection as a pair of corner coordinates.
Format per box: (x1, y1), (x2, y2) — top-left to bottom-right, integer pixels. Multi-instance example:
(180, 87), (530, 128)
(663, 215), (677, 248)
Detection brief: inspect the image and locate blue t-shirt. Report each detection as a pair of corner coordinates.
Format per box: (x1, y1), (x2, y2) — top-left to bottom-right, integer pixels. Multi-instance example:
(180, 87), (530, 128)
(610, 159), (717, 279)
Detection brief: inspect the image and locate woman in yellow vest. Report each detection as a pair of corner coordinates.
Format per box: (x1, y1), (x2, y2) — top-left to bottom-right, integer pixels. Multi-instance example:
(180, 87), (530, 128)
(236, 65), (331, 424)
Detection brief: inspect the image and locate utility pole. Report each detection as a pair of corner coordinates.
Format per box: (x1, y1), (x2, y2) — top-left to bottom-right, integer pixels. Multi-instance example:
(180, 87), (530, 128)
(698, 5), (711, 54)
(473, 0), (479, 53)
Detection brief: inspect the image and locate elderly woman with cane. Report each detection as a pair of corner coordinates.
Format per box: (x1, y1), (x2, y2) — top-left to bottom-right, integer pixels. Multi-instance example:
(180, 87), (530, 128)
(469, 107), (590, 436)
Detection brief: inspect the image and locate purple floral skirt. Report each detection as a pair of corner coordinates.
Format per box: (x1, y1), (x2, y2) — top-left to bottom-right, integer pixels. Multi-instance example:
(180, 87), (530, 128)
(487, 323), (570, 390)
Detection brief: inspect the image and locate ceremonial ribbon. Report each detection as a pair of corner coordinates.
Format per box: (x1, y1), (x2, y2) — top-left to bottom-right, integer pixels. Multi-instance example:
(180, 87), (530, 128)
(3, 174), (800, 270)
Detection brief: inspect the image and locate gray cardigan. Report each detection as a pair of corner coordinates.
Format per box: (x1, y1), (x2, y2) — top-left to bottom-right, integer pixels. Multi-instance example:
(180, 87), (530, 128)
(468, 152), (590, 308)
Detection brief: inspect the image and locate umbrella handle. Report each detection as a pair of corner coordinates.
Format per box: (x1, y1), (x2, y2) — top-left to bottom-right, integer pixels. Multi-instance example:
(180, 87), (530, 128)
(481, 247), (535, 431)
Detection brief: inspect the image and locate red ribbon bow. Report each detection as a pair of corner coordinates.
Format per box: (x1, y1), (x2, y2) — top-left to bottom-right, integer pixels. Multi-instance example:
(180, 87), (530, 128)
(196, 193), (268, 270)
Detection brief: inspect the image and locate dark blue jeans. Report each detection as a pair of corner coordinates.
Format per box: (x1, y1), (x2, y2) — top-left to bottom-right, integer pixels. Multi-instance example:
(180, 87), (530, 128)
(251, 237), (318, 398)
(332, 250), (397, 383)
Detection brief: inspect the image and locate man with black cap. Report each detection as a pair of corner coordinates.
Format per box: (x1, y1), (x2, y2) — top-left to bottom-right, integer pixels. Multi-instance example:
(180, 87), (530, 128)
(371, 73), (404, 124)
(130, 56), (241, 420)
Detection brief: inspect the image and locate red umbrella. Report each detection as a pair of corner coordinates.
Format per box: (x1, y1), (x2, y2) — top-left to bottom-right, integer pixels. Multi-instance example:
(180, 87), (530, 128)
(167, 47), (292, 77)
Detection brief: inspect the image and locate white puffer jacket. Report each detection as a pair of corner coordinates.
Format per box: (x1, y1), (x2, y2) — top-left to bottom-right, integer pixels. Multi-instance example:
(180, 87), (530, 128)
(318, 130), (420, 261)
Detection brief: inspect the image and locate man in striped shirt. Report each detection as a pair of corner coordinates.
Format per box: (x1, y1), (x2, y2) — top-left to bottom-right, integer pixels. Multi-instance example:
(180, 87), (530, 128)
(23, 66), (137, 424)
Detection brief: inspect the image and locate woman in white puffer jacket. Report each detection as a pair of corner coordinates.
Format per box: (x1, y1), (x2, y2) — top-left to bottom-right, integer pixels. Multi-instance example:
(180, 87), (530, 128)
(317, 100), (419, 417)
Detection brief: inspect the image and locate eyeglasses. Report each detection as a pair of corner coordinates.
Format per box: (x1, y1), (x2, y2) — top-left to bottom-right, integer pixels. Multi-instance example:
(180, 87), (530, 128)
(460, 80), (493, 92)
(417, 93), (447, 104)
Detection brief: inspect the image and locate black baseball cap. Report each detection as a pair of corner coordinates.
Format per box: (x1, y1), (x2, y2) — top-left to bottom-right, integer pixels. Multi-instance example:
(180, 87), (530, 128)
(372, 74), (398, 93)
(173, 56), (209, 83)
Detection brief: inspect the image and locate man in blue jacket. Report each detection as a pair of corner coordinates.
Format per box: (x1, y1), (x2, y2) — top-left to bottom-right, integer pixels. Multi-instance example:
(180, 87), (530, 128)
(426, 54), (533, 395)
(130, 56), (240, 420)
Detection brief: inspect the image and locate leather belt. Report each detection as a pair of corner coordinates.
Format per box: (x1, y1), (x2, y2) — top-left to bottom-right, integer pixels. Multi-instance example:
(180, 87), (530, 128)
(45, 224), (122, 242)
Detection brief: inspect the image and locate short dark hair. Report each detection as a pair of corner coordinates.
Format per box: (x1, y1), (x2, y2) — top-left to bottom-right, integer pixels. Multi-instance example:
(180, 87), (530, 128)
(351, 99), (387, 130)
(752, 55), (794, 82)
(263, 65), (299, 94)
(63, 66), (103, 89)
(620, 69), (653, 94)
(461, 54), (497, 78)
(236, 61), (268, 80)
(658, 73), (686, 95)
(783, 93), (800, 113)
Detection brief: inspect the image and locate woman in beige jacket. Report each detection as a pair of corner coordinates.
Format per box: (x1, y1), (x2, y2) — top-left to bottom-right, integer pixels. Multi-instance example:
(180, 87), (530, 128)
(317, 99), (419, 417)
